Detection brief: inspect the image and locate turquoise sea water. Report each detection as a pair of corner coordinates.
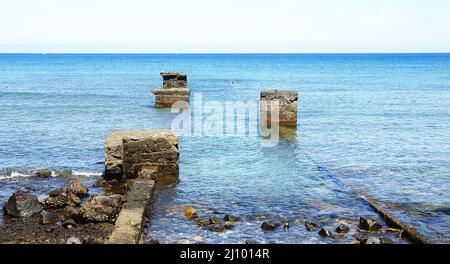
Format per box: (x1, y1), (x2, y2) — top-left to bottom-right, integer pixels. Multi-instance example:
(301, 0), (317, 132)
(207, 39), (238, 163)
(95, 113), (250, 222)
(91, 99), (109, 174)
(0, 54), (449, 243)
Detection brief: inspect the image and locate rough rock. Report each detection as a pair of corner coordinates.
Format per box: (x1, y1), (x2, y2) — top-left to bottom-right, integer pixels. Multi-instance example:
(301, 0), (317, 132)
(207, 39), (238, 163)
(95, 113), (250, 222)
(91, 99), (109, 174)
(66, 237), (82, 244)
(205, 224), (225, 232)
(183, 206), (198, 219)
(260, 90), (298, 127)
(318, 228), (332, 237)
(43, 187), (81, 209)
(261, 221), (281, 231)
(68, 180), (88, 197)
(305, 221), (320, 231)
(359, 217), (382, 231)
(61, 206), (80, 222)
(161, 72), (188, 89)
(152, 72), (191, 108)
(224, 214), (239, 222)
(36, 169), (53, 178)
(3, 191), (42, 218)
(224, 222), (235, 230)
(40, 211), (59, 225)
(336, 223), (350, 234)
(208, 216), (222, 225)
(196, 218), (209, 227)
(81, 195), (124, 223)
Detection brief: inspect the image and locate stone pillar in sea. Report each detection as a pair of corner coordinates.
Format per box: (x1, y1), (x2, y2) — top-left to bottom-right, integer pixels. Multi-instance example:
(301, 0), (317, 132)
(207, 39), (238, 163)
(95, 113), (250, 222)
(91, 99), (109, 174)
(104, 129), (179, 181)
(260, 90), (298, 127)
(152, 72), (191, 108)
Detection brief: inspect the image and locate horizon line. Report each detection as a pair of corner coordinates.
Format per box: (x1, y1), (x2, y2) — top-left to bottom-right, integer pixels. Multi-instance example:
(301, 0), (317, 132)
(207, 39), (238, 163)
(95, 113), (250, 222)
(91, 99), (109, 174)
(1, 52), (450, 55)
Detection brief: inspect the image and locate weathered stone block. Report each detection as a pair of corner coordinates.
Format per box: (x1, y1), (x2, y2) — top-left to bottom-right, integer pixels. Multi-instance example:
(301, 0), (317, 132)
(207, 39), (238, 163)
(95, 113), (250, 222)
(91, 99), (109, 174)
(104, 130), (179, 180)
(161, 72), (188, 89)
(152, 72), (191, 108)
(260, 90), (298, 127)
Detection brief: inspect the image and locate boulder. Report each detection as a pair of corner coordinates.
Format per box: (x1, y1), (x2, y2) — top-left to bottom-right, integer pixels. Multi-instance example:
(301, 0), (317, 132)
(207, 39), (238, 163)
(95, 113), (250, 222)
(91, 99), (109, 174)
(183, 206), (198, 219)
(81, 195), (124, 223)
(260, 90), (298, 127)
(223, 214), (239, 222)
(208, 216), (222, 225)
(318, 228), (332, 237)
(336, 223), (350, 234)
(68, 180), (88, 197)
(36, 169), (53, 178)
(42, 187), (81, 209)
(40, 211), (59, 225)
(261, 221), (281, 231)
(305, 221), (319, 231)
(3, 191), (42, 218)
(196, 218), (209, 228)
(61, 206), (80, 222)
(359, 217), (382, 231)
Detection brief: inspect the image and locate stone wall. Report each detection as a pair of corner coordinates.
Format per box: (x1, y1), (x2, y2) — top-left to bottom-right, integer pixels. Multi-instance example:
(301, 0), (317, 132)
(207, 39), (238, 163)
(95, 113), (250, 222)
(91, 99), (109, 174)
(152, 72), (191, 108)
(104, 130), (179, 181)
(260, 90), (298, 127)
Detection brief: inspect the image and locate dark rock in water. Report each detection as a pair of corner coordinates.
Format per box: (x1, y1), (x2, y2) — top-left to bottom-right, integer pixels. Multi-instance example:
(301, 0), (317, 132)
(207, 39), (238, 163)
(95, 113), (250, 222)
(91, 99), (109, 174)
(380, 237), (394, 244)
(206, 224), (225, 232)
(68, 180), (88, 197)
(245, 240), (260, 244)
(284, 222), (290, 230)
(80, 195), (123, 223)
(66, 237), (82, 244)
(305, 221), (319, 231)
(196, 218), (209, 228)
(36, 169), (52, 178)
(183, 206), (198, 219)
(318, 228), (332, 237)
(145, 239), (160, 244)
(359, 217), (382, 231)
(40, 211), (59, 225)
(335, 223), (350, 234)
(364, 237), (382, 244)
(61, 207), (80, 222)
(224, 221), (235, 230)
(62, 219), (77, 228)
(3, 191), (42, 218)
(43, 187), (82, 209)
(209, 215), (222, 225)
(224, 214), (239, 222)
(261, 221), (281, 231)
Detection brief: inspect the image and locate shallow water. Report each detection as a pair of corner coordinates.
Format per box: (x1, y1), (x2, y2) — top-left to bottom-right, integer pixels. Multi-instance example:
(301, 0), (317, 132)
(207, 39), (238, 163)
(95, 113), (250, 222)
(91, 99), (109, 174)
(0, 54), (449, 243)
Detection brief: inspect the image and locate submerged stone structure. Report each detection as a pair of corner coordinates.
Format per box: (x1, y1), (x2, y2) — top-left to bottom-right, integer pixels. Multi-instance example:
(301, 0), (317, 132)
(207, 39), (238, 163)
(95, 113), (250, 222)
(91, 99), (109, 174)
(104, 129), (179, 181)
(152, 72), (191, 108)
(260, 90), (298, 127)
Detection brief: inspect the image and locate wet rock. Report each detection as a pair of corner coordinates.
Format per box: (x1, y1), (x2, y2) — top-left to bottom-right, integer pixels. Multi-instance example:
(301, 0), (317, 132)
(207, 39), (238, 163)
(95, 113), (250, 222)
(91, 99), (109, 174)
(359, 217), (382, 231)
(36, 169), (53, 178)
(3, 191), (42, 218)
(68, 180), (88, 197)
(318, 228), (332, 237)
(209, 216), (222, 225)
(223, 214), (239, 222)
(80, 195), (123, 223)
(364, 237), (382, 244)
(61, 206), (80, 222)
(205, 224), (225, 232)
(261, 221), (281, 231)
(40, 211), (59, 225)
(380, 237), (395, 244)
(245, 240), (260, 244)
(43, 187), (81, 209)
(224, 221), (235, 230)
(183, 206), (198, 219)
(196, 218), (209, 228)
(305, 221), (319, 231)
(62, 219), (77, 228)
(336, 223), (350, 234)
(66, 237), (82, 244)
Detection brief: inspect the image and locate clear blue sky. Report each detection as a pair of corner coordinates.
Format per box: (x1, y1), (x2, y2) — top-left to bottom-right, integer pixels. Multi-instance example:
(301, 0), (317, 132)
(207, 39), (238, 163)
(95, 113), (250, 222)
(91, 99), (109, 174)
(1, 0), (449, 53)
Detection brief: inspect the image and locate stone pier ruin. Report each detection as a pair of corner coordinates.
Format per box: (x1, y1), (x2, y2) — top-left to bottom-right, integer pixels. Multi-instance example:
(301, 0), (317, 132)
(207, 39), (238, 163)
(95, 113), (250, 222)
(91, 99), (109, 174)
(104, 130), (179, 181)
(260, 90), (298, 127)
(152, 72), (191, 108)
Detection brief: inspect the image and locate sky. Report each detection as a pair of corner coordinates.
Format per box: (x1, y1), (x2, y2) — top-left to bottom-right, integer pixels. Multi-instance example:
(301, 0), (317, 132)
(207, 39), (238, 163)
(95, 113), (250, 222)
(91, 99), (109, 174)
(0, 0), (449, 53)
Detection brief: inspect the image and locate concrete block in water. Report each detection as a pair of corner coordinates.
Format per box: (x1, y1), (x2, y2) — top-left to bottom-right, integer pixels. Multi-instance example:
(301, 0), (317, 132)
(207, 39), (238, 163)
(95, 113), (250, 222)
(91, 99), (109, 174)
(104, 130), (179, 180)
(260, 90), (298, 127)
(152, 72), (191, 108)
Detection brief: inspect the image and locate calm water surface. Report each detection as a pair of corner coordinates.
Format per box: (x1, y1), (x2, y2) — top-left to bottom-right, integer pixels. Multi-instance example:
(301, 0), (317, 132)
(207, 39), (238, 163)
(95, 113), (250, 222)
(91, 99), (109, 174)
(0, 54), (448, 243)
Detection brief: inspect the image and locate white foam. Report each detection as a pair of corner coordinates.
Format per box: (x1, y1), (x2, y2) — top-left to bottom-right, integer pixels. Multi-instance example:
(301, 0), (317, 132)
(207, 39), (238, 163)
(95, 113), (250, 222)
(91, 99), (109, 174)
(0, 171), (32, 180)
(71, 170), (102, 177)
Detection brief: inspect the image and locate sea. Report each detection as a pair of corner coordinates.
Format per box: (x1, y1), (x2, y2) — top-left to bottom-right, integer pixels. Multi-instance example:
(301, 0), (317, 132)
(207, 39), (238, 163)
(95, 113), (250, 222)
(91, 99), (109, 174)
(0, 54), (449, 243)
